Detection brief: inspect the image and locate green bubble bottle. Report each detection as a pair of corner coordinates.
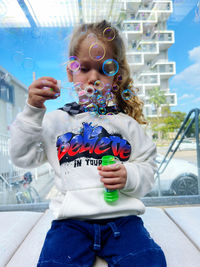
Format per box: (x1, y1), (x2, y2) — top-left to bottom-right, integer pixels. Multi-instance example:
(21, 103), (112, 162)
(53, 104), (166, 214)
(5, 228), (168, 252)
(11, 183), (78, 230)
(102, 155), (119, 203)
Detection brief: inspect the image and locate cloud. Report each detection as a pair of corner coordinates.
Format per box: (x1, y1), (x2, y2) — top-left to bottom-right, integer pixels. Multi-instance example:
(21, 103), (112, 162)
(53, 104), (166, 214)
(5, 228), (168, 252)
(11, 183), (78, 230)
(178, 94), (194, 100)
(171, 45), (200, 88)
(189, 46), (200, 62)
(193, 97), (200, 103)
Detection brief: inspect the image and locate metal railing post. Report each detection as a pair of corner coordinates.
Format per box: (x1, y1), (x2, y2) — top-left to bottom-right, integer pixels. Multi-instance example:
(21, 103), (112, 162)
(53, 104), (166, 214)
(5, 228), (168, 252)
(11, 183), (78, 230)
(195, 109), (200, 194)
(156, 108), (200, 196)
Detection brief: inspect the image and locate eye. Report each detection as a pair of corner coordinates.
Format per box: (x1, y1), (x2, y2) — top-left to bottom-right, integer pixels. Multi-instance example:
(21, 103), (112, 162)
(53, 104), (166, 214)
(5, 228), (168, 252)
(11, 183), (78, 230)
(99, 68), (105, 75)
(81, 66), (89, 72)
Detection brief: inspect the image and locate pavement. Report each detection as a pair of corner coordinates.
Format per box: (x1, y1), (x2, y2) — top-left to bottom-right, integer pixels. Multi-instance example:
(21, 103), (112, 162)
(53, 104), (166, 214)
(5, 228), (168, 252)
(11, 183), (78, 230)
(157, 147), (197, 165)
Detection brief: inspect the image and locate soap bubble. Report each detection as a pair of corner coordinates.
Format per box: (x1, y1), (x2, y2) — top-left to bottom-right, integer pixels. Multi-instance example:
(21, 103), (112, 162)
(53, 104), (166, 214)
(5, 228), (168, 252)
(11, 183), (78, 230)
(104, 83), (112, 93)
(117, 75), (122, 82)
(102, 59), (119, 76)
(112, 84), (119, 92)
(79, 94), (89, 105)
(99, 107), (107, 115)
(94, 80), (104, 91)
(85, 85), (95, 97)
(74, 82), (82, 90)
(84, 103), (98, 113)
(23, 57), (35, 70)
(121, 89), (133, 100)
(68, 56), (80, 72)
(89, 42), (106, 61)
(13, 51), (24, 67)
(97, 95), (106, 107)
(105, 92), (113, 101)
(103, 27), (116, 41)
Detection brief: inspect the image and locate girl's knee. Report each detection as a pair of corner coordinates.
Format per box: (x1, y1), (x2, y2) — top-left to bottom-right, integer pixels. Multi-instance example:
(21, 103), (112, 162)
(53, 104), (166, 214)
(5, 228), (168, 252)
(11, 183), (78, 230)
(111, 248), (167, 267)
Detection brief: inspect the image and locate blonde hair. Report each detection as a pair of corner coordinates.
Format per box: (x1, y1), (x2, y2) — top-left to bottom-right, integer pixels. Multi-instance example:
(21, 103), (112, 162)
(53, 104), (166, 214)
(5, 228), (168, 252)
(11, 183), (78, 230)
(69, 20), (147, 124)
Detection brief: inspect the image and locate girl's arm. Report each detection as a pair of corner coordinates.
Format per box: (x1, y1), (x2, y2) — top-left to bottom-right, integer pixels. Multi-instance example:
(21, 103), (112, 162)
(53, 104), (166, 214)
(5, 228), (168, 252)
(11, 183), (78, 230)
(9, 76), (60, 169)
(9, 102), (48, 168)
(120, 121), (157, 198)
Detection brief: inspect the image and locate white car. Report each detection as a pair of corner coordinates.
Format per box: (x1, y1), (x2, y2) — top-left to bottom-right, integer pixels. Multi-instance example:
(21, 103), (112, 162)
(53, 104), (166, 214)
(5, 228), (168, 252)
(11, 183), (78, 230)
(146, 154), (198, 196)
(171, 139), (196, 151)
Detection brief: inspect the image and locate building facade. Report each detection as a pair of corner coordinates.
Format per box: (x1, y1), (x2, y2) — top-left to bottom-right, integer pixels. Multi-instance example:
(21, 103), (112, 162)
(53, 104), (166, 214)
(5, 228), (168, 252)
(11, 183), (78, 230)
(121, 0), (177, 117)
(0, 66), (28, 135)
(0, 66), (28, 178)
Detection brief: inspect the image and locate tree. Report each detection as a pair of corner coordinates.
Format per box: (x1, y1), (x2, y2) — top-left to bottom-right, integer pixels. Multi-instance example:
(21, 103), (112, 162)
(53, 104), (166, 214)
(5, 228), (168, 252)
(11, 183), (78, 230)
(147, 108), (186, 140)
(148, 87), (166, 139)
(148, 86), (166, 118)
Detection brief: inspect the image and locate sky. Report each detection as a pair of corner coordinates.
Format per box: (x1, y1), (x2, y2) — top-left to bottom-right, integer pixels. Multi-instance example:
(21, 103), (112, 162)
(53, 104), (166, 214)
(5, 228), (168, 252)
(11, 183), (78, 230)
(167, 0), (200, 113)
(0, 0), (200, 114)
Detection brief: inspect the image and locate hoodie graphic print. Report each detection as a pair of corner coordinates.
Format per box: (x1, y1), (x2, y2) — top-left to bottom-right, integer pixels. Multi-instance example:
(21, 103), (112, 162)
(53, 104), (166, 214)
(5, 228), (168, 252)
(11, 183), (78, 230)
(56, 122), (131, 167)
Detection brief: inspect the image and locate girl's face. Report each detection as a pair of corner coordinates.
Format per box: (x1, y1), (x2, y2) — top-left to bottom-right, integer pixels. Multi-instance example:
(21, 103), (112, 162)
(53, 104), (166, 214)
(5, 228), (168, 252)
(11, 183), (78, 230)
(67, 38), (117, 104)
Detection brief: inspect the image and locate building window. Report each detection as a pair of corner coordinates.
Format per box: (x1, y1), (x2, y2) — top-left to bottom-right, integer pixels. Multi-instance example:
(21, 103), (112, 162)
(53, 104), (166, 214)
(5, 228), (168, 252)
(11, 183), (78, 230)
(0, 79), (14, 104)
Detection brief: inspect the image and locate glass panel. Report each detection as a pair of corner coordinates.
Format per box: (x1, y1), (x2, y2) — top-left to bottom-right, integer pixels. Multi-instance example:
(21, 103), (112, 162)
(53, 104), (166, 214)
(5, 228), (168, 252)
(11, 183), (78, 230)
(0, 0), (199, 209)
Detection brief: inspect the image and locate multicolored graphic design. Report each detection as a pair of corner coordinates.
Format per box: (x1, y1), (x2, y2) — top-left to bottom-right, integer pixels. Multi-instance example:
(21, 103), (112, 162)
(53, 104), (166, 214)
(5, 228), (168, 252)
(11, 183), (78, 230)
(56, 122), (131, 165)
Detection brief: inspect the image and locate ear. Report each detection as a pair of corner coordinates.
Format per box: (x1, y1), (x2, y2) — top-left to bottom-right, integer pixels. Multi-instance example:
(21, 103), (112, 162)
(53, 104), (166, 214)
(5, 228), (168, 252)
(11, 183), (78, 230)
(66, 66), (73, 82)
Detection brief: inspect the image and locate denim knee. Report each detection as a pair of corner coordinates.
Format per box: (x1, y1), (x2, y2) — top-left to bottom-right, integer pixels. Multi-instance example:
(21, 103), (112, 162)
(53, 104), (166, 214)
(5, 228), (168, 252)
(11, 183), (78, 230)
(110, 247), (167, 267)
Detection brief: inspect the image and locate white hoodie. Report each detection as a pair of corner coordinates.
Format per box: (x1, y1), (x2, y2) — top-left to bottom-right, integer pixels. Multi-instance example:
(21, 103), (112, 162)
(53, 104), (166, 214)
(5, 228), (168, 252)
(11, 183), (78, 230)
(9, 102), (157, 220)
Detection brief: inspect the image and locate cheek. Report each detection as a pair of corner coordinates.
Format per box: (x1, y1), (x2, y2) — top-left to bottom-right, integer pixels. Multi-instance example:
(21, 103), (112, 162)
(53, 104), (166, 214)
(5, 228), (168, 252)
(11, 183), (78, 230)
(72, 72), (86, 83)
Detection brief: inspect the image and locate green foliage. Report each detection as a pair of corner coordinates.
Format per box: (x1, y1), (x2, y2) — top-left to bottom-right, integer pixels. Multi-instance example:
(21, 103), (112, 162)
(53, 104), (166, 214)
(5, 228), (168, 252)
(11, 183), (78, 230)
(148, 108), (187, 139)
(148, 87), (166, 110)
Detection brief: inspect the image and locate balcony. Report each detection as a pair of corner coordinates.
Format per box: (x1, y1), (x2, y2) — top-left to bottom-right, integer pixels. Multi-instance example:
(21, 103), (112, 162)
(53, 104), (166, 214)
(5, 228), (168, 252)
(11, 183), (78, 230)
(153, 1), (172, 12)
(122, 22), (142, 32)
(151, 61), (176, 78)
(135, 73), (159, 86)
(127, 54), (143, 64)
(152, 31), (174, 50)
(145, 91), (177, 106)
(165, 93), (177, 106)
(127, 41), (158, 54)
(135, 10), (157, 22)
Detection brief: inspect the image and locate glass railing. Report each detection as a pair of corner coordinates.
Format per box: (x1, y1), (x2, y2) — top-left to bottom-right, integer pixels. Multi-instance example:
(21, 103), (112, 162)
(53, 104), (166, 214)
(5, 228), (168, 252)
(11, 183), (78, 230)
(123, 23), (141, 31)
(155, 32), (173, 42)
(137, 75), (158, 84)
(128, 43), (157, 53)
(153, 2), (172, 11)
(127, 54), (143, 64)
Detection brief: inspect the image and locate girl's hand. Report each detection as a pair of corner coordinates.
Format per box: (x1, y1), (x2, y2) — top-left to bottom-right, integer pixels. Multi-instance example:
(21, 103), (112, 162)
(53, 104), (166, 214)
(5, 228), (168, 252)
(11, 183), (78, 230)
(97, 163), (127, 190)
(28, 77), (60, 108)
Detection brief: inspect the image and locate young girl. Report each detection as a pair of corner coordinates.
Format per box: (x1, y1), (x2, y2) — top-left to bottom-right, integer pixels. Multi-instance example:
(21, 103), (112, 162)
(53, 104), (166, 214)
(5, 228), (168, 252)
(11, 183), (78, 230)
(9, 20), (166, 267)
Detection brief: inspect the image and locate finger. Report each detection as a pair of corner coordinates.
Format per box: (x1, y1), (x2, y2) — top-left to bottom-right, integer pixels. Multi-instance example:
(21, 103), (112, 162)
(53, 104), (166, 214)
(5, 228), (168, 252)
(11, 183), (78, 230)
(38, 80), (60, 93)
(32, 88), (60, 99)
(97, 165), (102, 171)
(101, 177), (121, 185)
(101, 164), (121, 172)
(99, 170), (118, 178)
(37, 76), (57, 84)
(103, 183), (123, 190)
(30, 79), (60, 92)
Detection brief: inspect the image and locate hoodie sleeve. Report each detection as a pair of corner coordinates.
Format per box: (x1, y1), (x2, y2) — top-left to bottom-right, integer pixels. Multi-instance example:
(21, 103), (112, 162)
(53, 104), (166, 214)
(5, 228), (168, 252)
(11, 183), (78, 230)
(9, 101), (48, 168)
(120, 119), (157, 198)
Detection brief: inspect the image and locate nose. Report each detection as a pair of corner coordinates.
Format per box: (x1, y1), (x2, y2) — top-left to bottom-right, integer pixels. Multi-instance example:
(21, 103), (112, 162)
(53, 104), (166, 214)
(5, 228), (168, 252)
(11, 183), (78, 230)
(88, 69), (100, 85)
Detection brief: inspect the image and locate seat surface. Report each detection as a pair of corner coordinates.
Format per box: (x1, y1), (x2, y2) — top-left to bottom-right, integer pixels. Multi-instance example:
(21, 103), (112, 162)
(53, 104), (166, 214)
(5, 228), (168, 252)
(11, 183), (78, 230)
(165, 206), (200, 250)
(0, 211), (43, 267)
(4, 207), (200, 267)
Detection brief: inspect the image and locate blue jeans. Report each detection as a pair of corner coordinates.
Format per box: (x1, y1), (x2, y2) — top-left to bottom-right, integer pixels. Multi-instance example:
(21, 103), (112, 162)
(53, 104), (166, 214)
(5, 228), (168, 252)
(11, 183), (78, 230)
(37, 215), (167, 267)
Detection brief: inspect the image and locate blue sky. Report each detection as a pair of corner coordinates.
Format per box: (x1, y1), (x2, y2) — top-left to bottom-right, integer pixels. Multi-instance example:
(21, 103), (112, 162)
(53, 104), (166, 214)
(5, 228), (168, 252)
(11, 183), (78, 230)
(168, 0), (200, 113)
(0, 0), (199, 114)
